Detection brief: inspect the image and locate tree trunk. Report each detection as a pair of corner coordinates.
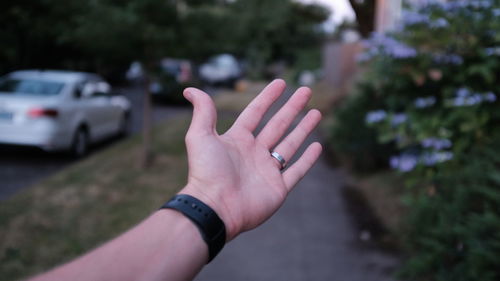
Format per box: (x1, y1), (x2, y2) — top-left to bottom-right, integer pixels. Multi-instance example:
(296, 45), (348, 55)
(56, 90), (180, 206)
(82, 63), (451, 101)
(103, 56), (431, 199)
(141, 72), (153, 168)
(349, 0), (377, 38)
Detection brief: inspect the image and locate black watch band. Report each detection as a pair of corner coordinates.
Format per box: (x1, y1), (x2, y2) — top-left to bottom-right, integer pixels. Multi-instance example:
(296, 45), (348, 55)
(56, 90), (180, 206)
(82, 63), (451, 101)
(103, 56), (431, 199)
(160, 194), (226, 263)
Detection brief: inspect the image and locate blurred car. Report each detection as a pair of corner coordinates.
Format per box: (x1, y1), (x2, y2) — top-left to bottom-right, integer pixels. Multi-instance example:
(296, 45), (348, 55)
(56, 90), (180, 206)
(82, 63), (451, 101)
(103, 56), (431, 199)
(149, 58), (198, 104)
(0, 70), (131, 157)
(125, 61), (144, 83)
(199, 54), (243, 87)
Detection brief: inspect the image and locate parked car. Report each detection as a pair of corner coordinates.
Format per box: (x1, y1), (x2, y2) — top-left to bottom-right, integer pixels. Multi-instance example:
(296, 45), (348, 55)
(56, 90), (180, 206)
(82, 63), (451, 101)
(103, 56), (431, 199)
(0, 70), (131, 157)
(149, 58), (198, 104)
(199, 54), (243, 87)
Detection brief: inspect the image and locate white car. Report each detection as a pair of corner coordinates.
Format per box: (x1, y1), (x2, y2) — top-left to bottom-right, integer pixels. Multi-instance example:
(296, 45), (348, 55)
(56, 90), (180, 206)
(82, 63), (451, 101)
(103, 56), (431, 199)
(0, 70), (131, 157)
(199, 54), (242, 87)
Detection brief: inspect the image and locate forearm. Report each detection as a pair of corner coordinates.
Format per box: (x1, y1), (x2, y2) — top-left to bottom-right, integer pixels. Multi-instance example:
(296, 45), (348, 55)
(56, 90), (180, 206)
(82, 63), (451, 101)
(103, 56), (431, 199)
(30, 209), (208, 281)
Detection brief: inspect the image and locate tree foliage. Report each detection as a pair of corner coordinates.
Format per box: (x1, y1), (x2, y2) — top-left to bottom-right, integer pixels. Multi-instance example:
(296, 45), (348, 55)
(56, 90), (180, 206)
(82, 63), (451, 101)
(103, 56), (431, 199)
(0, 0), (329, 79)
(227, 0), (329, 75)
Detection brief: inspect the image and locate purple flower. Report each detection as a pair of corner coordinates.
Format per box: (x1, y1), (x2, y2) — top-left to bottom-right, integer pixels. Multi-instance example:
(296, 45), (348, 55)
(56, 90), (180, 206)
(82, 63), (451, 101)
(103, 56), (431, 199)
(443, 0), (492, 10)
(421, 138), (452, 150)
(467, 94), (483, 106)
(356, 51), (376, 63)
(430, 18), (449, 28)
(365, 110), (387, 124)
(390, 154), (418, 172)
(485, 47), (500, 56)
(365, 33), (418, 59)
(448, 88), (496, 107)
(484, 92), (497, 102)
(402, 11), (429, 26)
(456, 87), (470, 97)
(390, 149), (454, 171)
(452, 95), (481, 106)
(452, 96), (466, 106)
(412, 0), (440, 8)
(433, 54), (463, 65)
(421, 152), (454, 166)
(390, 157), (398, 168)
(414, 96), (436, 108)
(390, 44), (418, 59)
(470, 0), (493, 8)
(391, 113), (408, 126)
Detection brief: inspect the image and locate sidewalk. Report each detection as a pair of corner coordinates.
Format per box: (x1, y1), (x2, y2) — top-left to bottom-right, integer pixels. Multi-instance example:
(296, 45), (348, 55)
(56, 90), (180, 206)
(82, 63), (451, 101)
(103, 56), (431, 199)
(195, 88), (401, 281)
(195, 153), (399, 281)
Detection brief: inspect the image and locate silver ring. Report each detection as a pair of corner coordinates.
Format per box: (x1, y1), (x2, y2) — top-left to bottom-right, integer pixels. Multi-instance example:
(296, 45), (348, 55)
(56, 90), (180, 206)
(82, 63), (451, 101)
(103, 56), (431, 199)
(271, 151), (286, 170)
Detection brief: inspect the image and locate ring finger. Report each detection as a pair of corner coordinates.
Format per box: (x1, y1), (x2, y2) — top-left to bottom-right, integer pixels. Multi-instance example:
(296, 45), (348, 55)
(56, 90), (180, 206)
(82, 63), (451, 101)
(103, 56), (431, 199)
(270, 109), (322, 170)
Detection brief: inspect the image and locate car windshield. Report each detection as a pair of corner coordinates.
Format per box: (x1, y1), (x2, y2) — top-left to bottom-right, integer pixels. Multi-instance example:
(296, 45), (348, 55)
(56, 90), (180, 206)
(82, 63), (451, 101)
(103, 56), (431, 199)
(209, 56), (236, 68)
(0, 78), (65, 96)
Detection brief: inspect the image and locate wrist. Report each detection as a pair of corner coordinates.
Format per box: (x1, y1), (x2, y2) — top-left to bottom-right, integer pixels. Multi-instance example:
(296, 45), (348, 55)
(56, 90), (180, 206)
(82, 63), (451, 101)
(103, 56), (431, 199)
(161, 193), (227, 262)
(179, 184), (239, 241)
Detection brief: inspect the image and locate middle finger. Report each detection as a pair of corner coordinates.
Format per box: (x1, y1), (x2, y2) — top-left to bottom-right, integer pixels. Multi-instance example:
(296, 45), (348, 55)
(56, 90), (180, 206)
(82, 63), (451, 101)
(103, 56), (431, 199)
(256, 87), (312, 149)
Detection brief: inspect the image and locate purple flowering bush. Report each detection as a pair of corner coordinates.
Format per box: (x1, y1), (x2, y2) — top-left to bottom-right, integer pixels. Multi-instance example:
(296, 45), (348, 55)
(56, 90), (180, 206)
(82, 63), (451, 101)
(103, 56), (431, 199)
(361, 2), (500, 173)
(331, 1), (500, 280)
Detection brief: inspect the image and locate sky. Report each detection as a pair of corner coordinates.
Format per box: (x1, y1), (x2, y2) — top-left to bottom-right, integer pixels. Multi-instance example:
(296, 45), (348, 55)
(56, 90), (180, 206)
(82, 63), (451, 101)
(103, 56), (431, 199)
(298, 0), (356, 31)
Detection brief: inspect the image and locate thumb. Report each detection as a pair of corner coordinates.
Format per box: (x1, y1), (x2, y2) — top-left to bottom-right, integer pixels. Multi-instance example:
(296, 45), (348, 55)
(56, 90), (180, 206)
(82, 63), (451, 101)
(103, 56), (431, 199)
(184, 87), (217, 136)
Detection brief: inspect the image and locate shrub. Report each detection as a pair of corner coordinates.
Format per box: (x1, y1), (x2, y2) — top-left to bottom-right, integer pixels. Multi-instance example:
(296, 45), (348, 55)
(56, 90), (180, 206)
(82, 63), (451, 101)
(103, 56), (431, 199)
(330, 78), (396, 171)
(331, 0), (500, 280)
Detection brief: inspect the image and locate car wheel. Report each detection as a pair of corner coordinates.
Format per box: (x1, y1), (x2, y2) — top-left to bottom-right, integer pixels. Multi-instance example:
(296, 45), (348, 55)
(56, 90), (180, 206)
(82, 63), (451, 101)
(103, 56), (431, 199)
(71, 127), (89, 158)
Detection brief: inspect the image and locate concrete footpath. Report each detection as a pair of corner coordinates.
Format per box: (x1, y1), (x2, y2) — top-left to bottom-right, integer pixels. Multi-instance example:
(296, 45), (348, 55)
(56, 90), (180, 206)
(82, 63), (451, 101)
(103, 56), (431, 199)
(195, 122), (401, 281)
(195, 153), (400, 281)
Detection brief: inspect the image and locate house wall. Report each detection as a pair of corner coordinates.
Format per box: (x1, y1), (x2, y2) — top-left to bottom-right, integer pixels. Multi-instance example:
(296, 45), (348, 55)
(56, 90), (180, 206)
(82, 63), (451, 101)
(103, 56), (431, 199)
(322, 40), (364, 97)
(375, 0), (402, 33)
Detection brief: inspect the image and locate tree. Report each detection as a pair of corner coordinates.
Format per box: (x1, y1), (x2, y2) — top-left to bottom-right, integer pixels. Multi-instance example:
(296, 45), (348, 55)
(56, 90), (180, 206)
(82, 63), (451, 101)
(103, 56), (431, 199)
(0, 0), (86, 74)
(176, 5), (236, 61)
(65, 0), (179, 167)
(348, 0), (376, 37)
(226, 0), (330, 76)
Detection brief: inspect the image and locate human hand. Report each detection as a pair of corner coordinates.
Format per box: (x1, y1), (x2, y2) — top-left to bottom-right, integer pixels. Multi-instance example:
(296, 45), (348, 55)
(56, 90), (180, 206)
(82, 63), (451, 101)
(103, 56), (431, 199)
(180, 79), (322, 241)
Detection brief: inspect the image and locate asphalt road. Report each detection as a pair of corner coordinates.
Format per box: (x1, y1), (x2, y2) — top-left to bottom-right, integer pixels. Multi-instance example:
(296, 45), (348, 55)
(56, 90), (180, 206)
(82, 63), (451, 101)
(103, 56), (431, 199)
(0, 86), (191, 201)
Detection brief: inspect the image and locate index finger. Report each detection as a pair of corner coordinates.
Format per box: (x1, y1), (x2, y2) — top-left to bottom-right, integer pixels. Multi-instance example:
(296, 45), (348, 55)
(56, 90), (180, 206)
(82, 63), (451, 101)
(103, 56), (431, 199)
(231, 79), (286, 132)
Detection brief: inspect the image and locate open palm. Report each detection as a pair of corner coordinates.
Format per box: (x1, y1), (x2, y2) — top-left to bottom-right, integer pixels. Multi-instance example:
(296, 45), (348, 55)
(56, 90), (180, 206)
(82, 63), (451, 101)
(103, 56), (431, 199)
(181, 80), (322, 241)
